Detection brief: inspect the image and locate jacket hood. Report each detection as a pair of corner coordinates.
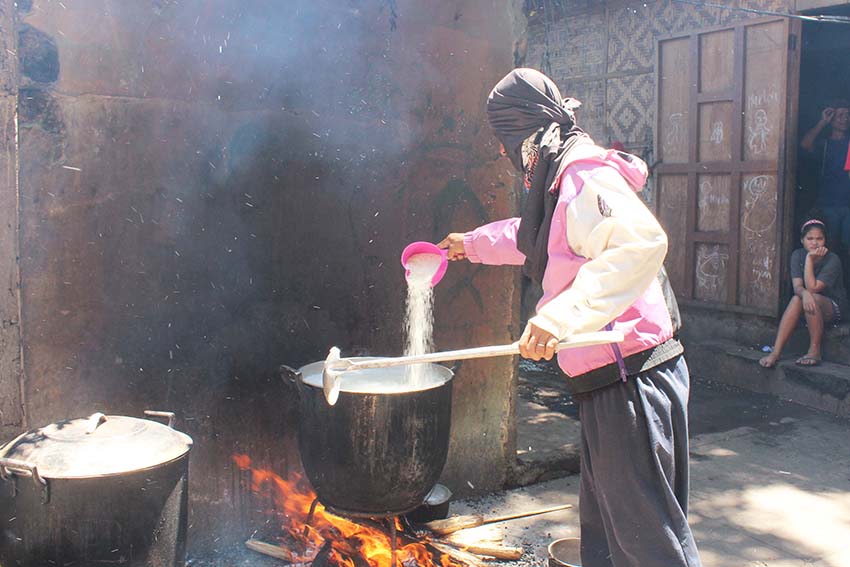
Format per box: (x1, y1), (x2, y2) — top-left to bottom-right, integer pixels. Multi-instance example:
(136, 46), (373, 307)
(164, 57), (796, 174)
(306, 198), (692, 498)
(552, 145), (648, 193)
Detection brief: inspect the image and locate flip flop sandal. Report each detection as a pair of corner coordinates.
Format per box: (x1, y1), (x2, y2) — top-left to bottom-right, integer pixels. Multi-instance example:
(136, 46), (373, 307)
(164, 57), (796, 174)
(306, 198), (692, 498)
(795, 356), (821, 367)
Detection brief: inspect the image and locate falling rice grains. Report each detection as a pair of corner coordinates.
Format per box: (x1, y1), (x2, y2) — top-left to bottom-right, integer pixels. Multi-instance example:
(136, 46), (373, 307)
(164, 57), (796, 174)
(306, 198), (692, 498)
(403, 253), (441, 386)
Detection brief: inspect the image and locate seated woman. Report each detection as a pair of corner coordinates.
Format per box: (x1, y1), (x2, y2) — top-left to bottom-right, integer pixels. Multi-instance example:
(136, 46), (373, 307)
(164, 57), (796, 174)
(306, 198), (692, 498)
(760, 219), (848, 368)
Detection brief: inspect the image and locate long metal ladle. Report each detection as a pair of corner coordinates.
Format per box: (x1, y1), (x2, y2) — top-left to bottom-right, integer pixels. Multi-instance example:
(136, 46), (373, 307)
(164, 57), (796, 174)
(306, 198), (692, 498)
(322, 330), (624, 405)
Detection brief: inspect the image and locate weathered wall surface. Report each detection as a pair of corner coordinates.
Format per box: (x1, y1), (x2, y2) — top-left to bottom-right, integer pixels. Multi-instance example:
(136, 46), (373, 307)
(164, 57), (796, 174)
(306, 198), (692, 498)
(524, 0), (792, 208)
(0, 0), (23, 442)
(10, 0), (524, 550)
(523, 0), (794, 338)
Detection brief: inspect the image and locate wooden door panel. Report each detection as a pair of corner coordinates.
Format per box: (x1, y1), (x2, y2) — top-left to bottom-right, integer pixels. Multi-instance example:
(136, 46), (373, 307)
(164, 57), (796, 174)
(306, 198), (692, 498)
(659, 38), (690, 164)
(698, 101), (734, 162)
(743, 21), (786, 162)
(699, 29), (735, 94)
(697, 175), (732, 232)
(656, 18), (790, 314)
(658, 175), (688, 292)
(739, 173), (780, 309)
(695, 243), (730, 302)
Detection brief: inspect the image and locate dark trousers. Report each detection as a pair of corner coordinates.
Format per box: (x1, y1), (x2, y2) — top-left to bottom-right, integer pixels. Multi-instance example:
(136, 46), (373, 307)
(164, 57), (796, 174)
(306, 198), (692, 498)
(577, 356), (702, 567)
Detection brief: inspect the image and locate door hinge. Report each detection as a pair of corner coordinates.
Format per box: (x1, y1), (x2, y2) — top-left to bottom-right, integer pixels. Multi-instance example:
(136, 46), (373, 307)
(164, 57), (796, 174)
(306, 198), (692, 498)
(788, 34), (797, 51)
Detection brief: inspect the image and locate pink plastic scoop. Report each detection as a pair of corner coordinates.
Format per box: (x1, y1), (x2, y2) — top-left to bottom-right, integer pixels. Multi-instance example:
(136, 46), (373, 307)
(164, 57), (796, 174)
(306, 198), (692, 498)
(400, 241), (448, 287)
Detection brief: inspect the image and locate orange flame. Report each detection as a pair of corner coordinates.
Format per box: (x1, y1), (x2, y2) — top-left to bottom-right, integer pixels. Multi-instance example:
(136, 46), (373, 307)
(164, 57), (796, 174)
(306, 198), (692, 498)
(233, 454), (462, 567)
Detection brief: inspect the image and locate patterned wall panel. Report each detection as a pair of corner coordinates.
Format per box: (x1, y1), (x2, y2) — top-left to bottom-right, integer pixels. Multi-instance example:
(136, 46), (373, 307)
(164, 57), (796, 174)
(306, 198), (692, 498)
(607, 0), (791, 73)
(526, 0), (602, 22)
(607, 4), (656, 72)
(527, 8), (606, 79)
(528, 0), (794, 152)
(607, 73), (655, 145)
(562, 78), (606, 142)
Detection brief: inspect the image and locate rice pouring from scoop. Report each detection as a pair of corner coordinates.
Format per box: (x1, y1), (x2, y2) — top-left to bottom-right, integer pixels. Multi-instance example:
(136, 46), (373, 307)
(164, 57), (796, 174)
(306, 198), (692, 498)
(404, 253), (442, 385)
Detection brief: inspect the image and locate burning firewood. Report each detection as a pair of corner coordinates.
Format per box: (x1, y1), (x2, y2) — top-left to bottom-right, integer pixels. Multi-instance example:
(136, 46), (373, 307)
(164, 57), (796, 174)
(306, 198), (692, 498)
(437, 541), (523, 561)
(428, 542), (490, 567)
(444, 525), (503, 545)
(245, 538), (312, 564)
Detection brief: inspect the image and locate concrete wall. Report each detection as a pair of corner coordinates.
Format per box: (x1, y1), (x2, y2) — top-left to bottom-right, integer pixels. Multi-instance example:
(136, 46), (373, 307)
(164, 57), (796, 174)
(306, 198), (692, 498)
(2, 0), (526, 550)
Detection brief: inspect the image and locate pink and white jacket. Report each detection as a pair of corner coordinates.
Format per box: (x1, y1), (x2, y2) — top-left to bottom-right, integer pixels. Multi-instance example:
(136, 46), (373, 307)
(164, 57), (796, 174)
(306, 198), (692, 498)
(462, 145), (673, 378)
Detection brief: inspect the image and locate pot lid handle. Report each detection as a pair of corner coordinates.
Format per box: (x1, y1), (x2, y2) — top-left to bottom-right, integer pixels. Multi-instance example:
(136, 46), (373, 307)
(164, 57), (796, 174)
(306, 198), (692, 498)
(144, 410), (175, 429)
(85, 412), (107, 434)
(0, 457), (46, 487)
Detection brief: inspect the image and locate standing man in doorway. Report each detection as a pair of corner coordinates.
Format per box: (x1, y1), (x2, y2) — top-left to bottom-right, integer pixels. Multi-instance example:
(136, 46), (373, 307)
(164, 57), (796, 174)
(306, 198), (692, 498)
(801, 100), (850, 253)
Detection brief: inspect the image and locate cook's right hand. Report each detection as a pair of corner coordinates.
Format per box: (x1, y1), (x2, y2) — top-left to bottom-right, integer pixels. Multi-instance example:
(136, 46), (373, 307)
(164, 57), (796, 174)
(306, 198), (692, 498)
(438, 233), (467, 261)
(822, 107), (836, 125)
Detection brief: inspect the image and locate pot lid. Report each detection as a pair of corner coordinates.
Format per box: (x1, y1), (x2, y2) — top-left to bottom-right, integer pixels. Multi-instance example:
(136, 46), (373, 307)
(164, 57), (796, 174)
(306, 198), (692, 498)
(0, 412), (193, 479)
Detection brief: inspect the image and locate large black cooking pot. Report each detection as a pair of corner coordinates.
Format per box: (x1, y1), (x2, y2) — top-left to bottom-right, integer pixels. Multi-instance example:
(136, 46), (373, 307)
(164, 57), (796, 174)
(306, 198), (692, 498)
(0, 411), (192, 566)
(283, 360), (453, 517)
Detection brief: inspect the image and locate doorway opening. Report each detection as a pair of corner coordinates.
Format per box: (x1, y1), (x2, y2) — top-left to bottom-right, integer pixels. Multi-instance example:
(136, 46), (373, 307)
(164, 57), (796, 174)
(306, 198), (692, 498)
(795, 5), (850, 280)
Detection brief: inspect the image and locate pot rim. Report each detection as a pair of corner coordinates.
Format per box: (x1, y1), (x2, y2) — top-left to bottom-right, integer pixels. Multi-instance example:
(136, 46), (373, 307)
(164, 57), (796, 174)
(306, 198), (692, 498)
(0, 440), (192, 481)
(0, 414), (193, 481)
(298, 358), (453, 395)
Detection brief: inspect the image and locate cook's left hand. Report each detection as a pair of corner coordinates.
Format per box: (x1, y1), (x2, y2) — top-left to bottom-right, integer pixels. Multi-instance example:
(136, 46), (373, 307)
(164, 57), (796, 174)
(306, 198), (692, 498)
(518, 322), (558, 361)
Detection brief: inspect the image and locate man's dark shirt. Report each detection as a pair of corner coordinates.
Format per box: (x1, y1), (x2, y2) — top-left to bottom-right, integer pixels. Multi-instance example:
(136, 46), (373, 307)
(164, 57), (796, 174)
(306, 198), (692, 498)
(816, 136), (850, 207)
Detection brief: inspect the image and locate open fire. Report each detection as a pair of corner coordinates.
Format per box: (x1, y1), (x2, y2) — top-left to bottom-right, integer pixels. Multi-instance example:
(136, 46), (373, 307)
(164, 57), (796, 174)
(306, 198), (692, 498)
(232, 455), (464, 567)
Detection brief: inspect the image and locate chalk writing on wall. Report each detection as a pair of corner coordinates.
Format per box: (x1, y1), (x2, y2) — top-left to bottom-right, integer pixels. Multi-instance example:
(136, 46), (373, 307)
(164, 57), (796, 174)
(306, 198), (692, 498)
(751, 243), (775, 292)
(696, 245), (728, 296)
(742, 175), (776, 235)
(698, 180), (730, 208)
(746, 87), (779, 111)
(663, 113), (684, 156)
(747, 109), (770, 155)
(710, 121), (724, 145)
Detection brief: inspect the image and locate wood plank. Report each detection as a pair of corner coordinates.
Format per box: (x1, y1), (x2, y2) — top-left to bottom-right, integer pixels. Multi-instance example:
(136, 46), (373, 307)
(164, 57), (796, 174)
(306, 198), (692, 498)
(685, 35), (700, 299)
(738, 173), (780, 309)
(656, 160), (777, 174)
(699, 28), (735, 94)
(696, 175), (732, 232)
(738, 19), (788, 310)
(658, 175), (689, 296)
(694, 242), (730, 302)
(728, 26), (746, 306)
(743, 21), (786, 162)
(0, 95), (22, 431)
(658, 37), (691, 165)
(779, 18), (802, 317)
(698, 101), (734, 162)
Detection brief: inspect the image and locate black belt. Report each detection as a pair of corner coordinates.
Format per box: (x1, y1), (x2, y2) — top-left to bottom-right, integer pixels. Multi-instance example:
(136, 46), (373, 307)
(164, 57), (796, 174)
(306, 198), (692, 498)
(563, 338), (684, 396)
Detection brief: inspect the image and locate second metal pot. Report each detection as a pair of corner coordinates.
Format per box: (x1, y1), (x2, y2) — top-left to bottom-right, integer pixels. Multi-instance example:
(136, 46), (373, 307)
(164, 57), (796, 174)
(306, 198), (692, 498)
(0, 411), (192, 566)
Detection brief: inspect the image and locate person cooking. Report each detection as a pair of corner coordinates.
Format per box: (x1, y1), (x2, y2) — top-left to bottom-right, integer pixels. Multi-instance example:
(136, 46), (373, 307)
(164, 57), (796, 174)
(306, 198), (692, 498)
(438, 68), (702, 567)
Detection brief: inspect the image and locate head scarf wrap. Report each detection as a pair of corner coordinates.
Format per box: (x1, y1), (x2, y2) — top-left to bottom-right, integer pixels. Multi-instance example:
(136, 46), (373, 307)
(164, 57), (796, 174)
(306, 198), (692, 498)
(487, 68), (592, 284)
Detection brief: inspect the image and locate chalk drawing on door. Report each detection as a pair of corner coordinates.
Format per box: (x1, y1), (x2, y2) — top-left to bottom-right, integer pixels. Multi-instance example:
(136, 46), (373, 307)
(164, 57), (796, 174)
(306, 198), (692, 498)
(710, 121), (724, 145)
(696, 245), (729, 296)
(747, 109), (771, 155)
(742, 175), (776, 235)
(664, 113), (685, 156)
